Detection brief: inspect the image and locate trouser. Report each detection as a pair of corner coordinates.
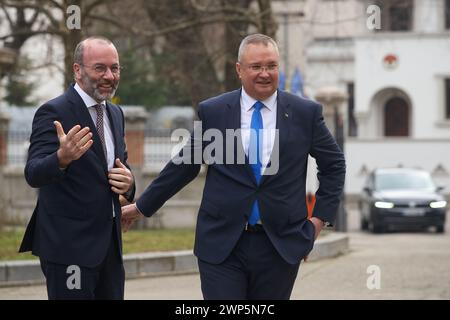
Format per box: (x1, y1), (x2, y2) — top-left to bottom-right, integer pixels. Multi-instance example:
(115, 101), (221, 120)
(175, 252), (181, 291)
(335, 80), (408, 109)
(40, 221), (125, 300)
(198, 225), (300, 300)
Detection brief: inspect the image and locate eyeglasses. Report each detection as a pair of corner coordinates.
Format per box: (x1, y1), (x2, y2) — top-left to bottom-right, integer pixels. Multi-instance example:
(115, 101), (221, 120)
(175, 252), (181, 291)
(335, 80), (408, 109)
(245, 63), (279, 73)
(80, 63), (122, 75)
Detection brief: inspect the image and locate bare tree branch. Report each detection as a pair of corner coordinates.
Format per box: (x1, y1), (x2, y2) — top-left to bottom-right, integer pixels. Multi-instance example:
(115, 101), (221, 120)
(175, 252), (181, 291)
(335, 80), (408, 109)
(138, 15), (259, 39)
(2, 0), (60, 28)
(82, 0), (113, 16)
(28, 8), (40, 26)
(190, 0), (255, 17)
(0, 3), (14, 26)
(87, 10), (259, 41)
(48, 0), (64, 11)
(256, 0), (277, 37)
(0, 29), (65, 41)
(84, 13), (138, 35)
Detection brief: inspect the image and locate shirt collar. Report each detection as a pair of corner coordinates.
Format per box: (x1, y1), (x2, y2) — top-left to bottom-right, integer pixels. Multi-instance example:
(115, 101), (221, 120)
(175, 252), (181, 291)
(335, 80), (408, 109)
(74, 83), (106, 108)
(241, 87), (277, 112)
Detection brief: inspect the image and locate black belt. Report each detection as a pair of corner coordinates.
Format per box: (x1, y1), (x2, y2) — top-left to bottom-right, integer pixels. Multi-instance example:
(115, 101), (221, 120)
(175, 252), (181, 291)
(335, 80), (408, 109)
(245, 223), (264, 233)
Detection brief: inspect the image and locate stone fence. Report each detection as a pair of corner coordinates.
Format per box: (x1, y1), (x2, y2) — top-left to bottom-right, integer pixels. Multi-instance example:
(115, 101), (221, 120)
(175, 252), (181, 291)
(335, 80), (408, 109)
(0, 106), (206, 229)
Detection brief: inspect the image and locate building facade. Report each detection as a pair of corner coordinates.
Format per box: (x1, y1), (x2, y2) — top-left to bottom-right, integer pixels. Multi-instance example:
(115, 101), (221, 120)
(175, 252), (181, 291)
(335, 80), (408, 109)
(275, 0), (450, 196)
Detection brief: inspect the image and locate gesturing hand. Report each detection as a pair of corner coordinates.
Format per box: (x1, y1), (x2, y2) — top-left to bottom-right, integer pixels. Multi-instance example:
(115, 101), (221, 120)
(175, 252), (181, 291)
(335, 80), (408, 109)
(303, 217), (324, 262)
(121, 203), (144, 232)
(54, 121), (93, 168)
(109, 158), (134, 195)
(309, 217), (324, 240)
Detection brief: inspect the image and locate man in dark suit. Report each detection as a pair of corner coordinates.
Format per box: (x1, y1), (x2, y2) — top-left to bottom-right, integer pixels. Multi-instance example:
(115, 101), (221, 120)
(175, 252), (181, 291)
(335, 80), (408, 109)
(122, 34), (345, 299)
(19, 37), (135, 300)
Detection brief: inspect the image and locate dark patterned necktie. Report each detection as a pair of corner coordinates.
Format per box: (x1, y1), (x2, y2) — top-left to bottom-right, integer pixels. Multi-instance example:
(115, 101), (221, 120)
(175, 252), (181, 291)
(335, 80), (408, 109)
(94, 104), (107, 160)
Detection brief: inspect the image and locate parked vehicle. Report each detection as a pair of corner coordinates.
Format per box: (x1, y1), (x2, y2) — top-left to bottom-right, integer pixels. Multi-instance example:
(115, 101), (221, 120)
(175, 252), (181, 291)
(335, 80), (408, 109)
(359, 168), (447, 233)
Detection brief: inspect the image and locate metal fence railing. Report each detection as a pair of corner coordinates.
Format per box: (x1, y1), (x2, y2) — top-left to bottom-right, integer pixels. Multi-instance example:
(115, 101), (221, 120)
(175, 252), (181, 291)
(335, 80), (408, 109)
(7, 130), (31, 166)
(144, 128), (189, 166)
(6, 128), (188, 167)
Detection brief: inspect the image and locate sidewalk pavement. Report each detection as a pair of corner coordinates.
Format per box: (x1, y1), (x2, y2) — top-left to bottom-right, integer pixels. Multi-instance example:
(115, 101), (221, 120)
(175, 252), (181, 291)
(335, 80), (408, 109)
(0, 232), (349, 287)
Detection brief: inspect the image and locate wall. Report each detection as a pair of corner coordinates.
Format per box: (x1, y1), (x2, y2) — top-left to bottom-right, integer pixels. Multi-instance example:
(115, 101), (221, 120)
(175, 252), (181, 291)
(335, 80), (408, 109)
(355, 34), (450, 139)
(0, 164), (207, 229)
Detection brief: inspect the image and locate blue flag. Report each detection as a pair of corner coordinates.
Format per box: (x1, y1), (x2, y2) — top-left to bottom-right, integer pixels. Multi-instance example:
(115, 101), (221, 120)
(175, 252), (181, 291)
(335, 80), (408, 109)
(290, 67), (304, 97)
(278, 71), (286, 91)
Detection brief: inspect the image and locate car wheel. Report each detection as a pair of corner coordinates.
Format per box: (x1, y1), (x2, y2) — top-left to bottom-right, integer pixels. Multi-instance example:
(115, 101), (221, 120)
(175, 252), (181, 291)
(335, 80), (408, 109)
(436, 225), (445, 233)
(373, 225), (385, 234)
(360, 218), (369, 230)
(369, 221), (384, 234)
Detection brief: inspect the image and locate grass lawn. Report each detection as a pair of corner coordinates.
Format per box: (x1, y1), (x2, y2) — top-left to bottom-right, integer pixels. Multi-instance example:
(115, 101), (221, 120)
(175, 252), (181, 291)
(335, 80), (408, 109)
(0, 228), (195, 261)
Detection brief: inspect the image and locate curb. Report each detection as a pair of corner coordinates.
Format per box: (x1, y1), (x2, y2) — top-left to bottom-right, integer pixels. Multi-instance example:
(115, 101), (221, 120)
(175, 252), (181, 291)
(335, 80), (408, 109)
(0, 233), (349, 287)
(307, 232), (349, 261)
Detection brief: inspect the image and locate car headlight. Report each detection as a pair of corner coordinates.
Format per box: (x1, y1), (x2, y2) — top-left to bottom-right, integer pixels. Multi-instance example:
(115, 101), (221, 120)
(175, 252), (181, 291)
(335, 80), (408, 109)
(430, 201), (447, 209)
(374, 201), (394, 209)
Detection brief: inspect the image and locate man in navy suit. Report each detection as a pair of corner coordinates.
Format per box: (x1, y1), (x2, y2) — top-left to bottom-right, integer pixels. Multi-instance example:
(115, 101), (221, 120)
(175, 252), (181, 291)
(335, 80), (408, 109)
(19, 37), (135, 300)
(122, 34), (345, 299)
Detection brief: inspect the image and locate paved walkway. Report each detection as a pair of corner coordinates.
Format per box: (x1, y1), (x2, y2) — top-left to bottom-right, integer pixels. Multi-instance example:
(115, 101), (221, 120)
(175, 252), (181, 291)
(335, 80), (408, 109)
(1, 231), (449, 300)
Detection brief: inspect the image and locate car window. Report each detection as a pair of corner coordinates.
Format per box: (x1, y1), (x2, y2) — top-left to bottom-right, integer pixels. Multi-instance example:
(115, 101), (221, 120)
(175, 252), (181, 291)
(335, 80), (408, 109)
(369, 174), (375, 189)
(375, 171), (435, 191)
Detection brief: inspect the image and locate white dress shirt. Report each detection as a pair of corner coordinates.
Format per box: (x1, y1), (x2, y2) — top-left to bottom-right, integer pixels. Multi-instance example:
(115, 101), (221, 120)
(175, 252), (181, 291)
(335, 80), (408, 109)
(240, 87), (277, 174)
(74, 83), (116, 217)
(74, 83), (115, 170)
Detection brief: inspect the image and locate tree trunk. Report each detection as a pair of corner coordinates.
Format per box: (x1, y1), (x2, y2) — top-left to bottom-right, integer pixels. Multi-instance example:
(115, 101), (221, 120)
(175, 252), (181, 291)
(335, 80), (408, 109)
(222, 0), (252, 92)
(144, 1), (222, 110)
(257, 0), (277, 38)
(62, 0), (83, 89)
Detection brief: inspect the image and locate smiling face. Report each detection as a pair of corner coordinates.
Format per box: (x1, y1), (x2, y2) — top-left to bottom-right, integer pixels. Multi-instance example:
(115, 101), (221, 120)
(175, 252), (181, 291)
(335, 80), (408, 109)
(73, 39), (120, 102)
(236, 42), (279, 101)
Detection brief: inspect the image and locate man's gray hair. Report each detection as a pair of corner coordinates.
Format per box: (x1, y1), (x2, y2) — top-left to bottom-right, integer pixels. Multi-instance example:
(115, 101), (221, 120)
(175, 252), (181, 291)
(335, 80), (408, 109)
(237, 34), (279, 62)
(73, 36), (113, 65)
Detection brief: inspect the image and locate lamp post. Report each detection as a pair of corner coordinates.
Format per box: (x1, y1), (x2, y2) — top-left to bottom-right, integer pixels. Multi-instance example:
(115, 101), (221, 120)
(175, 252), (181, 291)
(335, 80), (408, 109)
(315, 86), (348, 232)
(276, 9), (304, 84)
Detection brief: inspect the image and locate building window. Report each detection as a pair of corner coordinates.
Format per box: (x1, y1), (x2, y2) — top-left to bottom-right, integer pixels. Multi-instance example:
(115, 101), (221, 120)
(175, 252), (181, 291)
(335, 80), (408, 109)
(384, 97), (409, 136)
(446, 79), (450, 119)
(446, 0), (450, 29)
(377, 0), (413, 31)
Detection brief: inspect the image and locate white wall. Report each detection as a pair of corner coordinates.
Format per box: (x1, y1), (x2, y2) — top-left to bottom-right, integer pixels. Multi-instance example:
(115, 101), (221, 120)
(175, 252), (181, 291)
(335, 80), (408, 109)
(355, 33), (450, 139)
(305, 38), (354, 99)
(414, 0), (446, 33)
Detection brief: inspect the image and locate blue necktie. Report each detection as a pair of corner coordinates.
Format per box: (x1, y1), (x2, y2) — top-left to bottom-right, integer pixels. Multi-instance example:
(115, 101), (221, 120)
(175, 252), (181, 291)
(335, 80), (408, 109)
(248, 101), (263, 226)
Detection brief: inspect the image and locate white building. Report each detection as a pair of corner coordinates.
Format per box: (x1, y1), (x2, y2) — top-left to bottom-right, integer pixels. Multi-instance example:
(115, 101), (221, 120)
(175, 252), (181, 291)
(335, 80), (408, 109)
(275, 0), (450, 197)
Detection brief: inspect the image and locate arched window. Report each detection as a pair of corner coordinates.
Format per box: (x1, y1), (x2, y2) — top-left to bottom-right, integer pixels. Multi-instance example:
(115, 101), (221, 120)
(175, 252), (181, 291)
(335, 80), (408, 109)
(384, 97), (409, 136)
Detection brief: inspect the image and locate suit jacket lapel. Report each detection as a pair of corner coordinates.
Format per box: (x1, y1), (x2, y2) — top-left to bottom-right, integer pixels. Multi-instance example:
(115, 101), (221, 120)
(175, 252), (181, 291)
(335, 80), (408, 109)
(66, 86), (108, 170)
(260, 90), (290, 186)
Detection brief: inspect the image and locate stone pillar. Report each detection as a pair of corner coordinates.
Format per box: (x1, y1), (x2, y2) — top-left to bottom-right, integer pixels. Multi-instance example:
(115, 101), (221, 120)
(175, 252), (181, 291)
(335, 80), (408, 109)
(0, 47), (15, 77)
(314, 86), (348, 137)
(123, 106), (148, 167)
(0, 48), (15, 167)
(315, 86), (348, 232)
(0, 110), (10, 166)
(1, 47), (16, 227)
(122, 106), (148, 229)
